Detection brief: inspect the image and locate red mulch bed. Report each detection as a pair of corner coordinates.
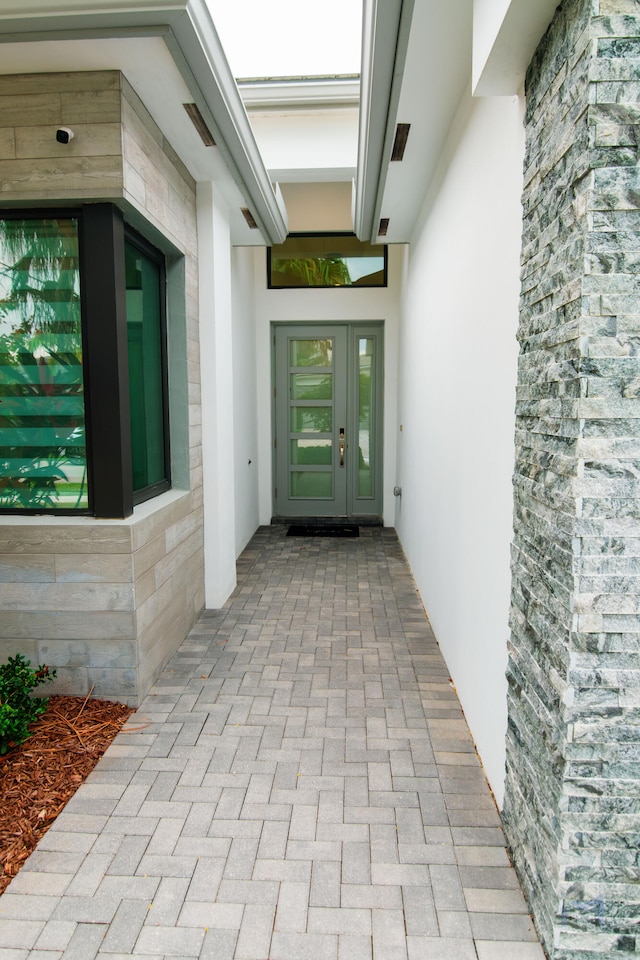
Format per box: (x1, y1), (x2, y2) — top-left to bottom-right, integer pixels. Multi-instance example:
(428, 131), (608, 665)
(0, 694), (135, 894)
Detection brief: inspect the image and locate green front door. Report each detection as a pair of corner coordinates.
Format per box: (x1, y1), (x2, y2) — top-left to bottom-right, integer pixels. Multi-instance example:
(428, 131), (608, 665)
(273, 323), (383, 519)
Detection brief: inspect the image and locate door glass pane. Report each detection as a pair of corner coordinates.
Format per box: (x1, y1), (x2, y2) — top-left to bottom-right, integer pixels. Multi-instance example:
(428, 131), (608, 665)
(290, 439), (332, 465)
(291, 373), (332, 400)
(291, 471), (332, 498)
(358, 337), (374, 497)
(290, 338), (332, 367)
(0, 217), (88, 511)
(125, 242), (167, 493)
(291, 406), (332, 433)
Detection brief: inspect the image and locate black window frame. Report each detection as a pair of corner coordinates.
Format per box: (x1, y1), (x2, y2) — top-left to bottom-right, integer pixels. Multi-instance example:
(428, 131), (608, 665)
(267, 232), (388, 289)
(124, 227), (171, 508)
(0, 203), (170, 519)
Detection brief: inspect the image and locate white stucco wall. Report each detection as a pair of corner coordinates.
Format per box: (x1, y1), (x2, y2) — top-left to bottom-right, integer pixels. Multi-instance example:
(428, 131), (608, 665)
(249, 111), (358, 180)
(198, 182), (238, 608)
(395, 91), (525, 806)
(232, 246), (260, 555)
(252, 245), (404, 527)
(279, 182), (354, 232)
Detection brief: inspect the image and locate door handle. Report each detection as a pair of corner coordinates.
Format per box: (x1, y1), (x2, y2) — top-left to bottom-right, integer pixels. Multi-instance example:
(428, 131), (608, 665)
(339, 427), (345, 467)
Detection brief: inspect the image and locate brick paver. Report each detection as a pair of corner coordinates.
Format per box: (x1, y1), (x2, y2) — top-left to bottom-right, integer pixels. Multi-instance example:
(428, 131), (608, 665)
(0, 525), (546, 959)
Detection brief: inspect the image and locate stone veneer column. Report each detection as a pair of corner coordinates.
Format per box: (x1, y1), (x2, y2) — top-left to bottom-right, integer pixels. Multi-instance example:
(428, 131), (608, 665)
(503, 1), (640, 957)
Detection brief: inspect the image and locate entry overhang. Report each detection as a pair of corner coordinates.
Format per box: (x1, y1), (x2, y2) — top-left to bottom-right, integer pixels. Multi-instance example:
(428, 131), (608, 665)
(0, 0), (288, 245)
(354, 0), (560, 247)
(353, 0), (414, 245)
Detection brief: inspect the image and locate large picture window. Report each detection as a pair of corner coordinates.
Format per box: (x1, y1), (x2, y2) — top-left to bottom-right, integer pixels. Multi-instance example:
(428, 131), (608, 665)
(0, 206), (170, 517)
(0, 217), (88, 511)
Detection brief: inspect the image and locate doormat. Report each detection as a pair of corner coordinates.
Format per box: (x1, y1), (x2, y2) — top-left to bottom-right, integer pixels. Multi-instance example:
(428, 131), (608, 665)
(287, 524), (359, 538)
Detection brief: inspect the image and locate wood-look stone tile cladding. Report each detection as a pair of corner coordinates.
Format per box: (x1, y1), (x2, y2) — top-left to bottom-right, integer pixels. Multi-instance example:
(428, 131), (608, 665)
(0, 72), (204, 705)
(503, 1), (640, 957)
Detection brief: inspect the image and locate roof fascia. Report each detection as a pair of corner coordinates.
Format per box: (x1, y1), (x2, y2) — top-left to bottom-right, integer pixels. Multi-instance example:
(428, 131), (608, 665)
(239, 77), (360, 111)
(0, 0), (288, 243)
(354, 0), (415, 244)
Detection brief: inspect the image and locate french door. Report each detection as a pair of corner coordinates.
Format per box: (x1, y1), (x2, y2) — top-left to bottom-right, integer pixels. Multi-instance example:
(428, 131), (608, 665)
(273, 322), (383, 519)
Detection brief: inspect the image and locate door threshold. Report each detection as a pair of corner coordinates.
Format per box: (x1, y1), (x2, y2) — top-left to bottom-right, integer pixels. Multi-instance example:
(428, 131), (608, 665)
(271, 516), (383, 527)
(287, 523), (359, 538)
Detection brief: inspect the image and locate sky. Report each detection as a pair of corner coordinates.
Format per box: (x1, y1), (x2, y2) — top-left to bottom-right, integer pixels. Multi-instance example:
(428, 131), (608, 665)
(206, 0), (363, 80)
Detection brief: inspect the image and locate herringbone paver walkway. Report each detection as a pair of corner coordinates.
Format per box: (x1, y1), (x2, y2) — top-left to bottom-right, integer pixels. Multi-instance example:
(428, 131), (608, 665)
(0, 525), (545, 959)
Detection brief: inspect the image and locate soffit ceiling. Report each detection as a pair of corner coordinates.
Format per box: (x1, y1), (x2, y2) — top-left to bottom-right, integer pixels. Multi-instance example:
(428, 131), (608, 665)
(376, 0), (474, 244)
(356, 0), (561, 245)
(355, 0), (474, 245)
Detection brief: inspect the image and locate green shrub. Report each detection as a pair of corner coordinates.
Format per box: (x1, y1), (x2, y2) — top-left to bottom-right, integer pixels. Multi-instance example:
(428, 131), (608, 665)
(0, 654), (56, 755)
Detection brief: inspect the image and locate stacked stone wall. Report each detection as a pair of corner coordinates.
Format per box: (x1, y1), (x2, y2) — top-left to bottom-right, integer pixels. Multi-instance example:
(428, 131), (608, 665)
(504, 0), (640, 957)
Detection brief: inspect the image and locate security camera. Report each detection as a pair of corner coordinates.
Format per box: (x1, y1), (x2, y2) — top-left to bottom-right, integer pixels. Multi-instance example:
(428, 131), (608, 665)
(56, 127), (74, 144)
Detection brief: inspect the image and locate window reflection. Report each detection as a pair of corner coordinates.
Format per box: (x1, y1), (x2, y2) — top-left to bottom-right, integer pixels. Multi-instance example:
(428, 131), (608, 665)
(270, 234), (387, 288)
(0, 217), (87, 511)
(358, 337), (373, 497)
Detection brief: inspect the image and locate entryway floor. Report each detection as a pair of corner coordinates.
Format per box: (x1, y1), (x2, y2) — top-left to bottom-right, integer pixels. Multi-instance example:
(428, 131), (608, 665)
(0, 525), (545, 959)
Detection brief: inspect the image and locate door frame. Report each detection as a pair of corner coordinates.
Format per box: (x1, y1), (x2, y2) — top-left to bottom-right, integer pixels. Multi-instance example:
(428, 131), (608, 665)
(271, 320), (384, 521)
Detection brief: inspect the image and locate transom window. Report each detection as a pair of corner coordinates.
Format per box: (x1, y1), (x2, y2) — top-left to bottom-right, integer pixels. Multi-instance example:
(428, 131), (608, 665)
(268, 233), (387, 288)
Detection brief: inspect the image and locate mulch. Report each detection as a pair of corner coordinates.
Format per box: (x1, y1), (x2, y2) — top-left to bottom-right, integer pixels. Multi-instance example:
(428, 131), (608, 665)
(0, 694), (135, 895)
